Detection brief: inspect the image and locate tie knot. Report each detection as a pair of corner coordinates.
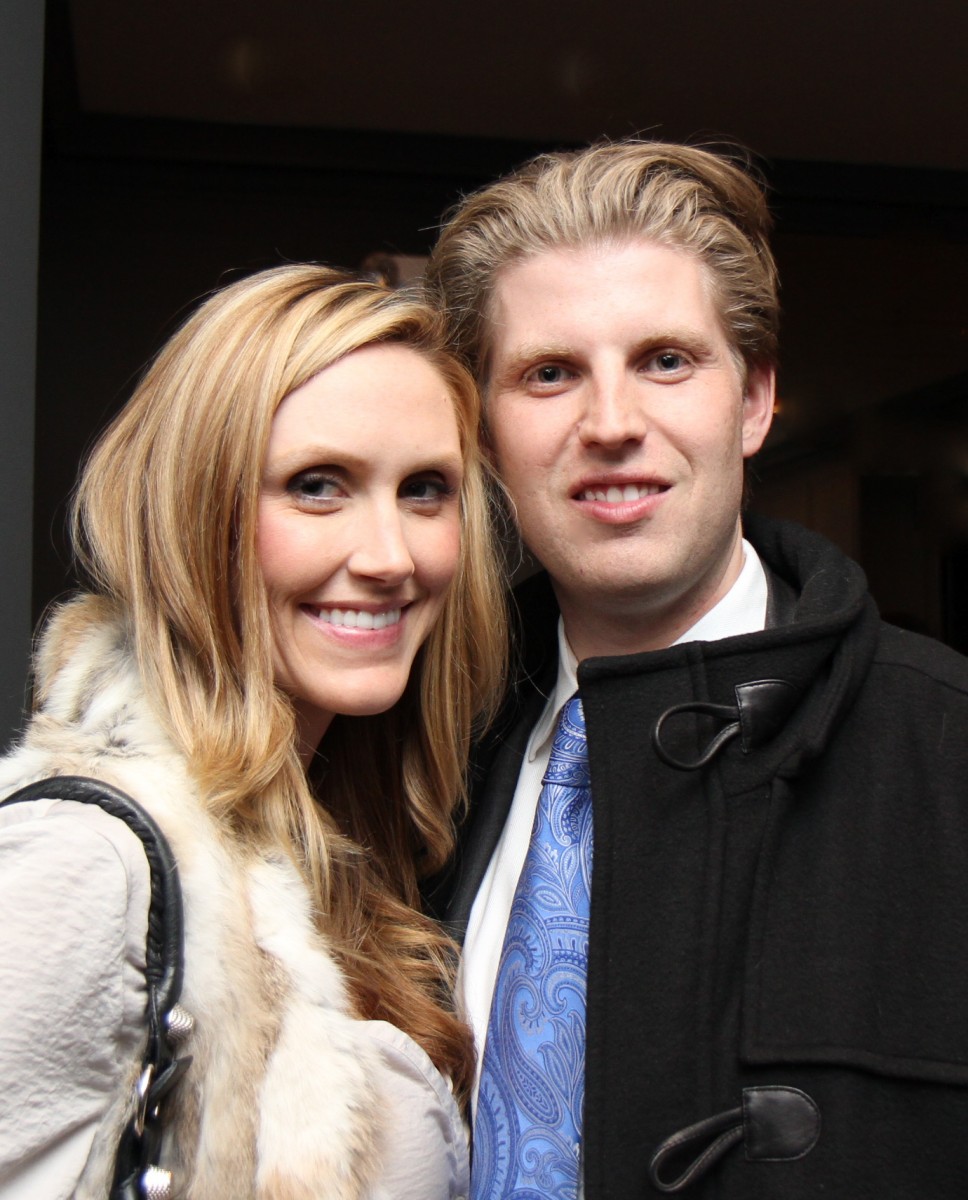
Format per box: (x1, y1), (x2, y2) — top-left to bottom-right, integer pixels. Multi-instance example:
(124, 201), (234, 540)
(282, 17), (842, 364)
(543, 694), (591, 789)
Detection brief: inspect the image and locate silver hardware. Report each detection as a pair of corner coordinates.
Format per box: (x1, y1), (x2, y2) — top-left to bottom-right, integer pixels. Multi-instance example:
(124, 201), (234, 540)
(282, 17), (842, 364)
(141, 1165), (173, 1200)
(165, 1003), (195, 1042)
(134, 1064), (155, 1138)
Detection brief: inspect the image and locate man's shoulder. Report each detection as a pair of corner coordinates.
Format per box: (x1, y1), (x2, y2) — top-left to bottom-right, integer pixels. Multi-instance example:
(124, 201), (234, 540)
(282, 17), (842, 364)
(874, 621), (968, 695)
(748, 514), (968, 694)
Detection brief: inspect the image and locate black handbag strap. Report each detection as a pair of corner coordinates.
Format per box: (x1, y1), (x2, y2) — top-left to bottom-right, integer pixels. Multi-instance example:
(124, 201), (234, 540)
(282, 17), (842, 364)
(1, 774), (191, 1200)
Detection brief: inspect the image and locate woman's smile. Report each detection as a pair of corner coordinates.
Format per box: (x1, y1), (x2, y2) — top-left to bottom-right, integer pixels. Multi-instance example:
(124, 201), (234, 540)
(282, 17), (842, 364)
(305, 604), (404, 630)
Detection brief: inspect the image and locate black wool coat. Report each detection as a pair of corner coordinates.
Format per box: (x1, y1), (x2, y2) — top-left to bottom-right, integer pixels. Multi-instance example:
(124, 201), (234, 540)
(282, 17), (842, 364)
(435, 515), (968, 1199)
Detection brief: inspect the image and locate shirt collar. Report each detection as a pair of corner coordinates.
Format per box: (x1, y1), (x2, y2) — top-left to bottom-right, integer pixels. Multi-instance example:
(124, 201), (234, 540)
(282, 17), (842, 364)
(528, 624), (581, 758)
(527, 540), (768, 762)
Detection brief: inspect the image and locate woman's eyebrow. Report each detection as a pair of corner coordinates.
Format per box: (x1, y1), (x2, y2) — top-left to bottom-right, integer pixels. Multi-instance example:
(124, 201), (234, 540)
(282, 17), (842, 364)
(264, 445), (464, 477)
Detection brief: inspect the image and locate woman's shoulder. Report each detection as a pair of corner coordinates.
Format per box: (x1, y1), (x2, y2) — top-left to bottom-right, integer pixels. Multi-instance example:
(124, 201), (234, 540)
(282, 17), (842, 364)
(0, 794), (152, 936)
(0, 795), (151, 1020)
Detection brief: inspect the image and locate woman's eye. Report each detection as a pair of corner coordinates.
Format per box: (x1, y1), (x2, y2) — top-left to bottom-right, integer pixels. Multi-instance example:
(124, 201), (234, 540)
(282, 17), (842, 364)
(288, 471), (342, 501)
(401, 476), (456, 504)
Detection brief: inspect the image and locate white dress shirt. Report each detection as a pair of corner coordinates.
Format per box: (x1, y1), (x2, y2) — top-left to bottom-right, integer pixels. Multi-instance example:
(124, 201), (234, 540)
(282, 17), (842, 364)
(460, 540), (769, 1116)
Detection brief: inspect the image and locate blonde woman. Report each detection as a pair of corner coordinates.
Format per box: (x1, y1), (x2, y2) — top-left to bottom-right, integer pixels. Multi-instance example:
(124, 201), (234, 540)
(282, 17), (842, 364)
(0, 265), (505, 1199)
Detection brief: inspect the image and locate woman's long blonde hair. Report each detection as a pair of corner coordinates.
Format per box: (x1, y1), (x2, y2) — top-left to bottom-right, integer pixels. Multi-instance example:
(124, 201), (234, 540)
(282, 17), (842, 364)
(73, 263), (506, 1097)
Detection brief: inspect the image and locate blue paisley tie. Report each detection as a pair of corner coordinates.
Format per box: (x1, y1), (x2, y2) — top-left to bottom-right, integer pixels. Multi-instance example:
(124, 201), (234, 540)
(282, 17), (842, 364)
(472, 693), (593, 1200)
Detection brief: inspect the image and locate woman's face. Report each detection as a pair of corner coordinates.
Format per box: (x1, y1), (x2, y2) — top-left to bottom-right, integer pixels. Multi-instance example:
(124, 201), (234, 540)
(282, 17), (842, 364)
(257, 342), (464, 756)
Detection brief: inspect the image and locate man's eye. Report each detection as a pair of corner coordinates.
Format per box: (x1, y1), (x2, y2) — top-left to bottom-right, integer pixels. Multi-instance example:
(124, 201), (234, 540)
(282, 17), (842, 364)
(654, 352), (686, 372)
(527, 364), (572, 387)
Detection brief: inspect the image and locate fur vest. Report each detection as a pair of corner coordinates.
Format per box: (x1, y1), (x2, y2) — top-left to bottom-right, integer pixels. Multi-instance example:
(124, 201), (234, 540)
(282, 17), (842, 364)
(0, 596), (387, 1199)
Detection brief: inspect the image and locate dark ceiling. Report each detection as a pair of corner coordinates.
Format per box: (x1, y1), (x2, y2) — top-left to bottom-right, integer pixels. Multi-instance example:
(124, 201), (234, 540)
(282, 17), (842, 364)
(69, 0), (967, 171)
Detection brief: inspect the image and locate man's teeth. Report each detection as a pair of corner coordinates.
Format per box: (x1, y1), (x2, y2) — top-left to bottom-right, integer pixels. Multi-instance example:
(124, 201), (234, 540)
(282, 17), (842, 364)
(317, 607), (402, 630)
(581, 484), (662, 502)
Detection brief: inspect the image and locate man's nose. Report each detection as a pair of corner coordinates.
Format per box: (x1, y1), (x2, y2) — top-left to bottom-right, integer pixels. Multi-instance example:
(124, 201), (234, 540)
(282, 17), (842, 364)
(347, 504), (415, 585)
(578, 375), (648, 448)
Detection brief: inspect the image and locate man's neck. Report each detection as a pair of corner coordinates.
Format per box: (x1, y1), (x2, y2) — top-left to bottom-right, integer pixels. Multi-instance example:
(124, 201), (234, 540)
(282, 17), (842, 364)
(560, 602), (709, 659)
(558, 539), (767, 660)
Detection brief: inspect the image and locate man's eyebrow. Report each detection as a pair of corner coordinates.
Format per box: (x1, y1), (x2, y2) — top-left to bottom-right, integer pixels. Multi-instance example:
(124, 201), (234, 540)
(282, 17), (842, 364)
(493, 342), (576, 369)
(639, 330), (721, 360)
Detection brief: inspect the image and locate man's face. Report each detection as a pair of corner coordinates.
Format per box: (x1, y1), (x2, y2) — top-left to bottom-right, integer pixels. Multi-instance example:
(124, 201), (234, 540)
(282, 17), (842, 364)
(486, 238), (775, 657)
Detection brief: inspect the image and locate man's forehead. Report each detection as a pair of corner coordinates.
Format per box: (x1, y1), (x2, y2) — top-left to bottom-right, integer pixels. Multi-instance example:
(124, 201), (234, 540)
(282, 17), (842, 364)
(487, 239), (715, 338)
(478, 235), (740, 391)
(488, 235), (715, 313)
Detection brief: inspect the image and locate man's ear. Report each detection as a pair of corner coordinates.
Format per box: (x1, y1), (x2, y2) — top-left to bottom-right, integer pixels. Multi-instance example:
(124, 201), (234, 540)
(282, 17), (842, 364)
(741, 364), (776, 458)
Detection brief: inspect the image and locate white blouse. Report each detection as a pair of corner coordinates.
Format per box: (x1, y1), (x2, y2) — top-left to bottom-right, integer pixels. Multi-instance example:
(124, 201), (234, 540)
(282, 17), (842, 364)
(364, 1021), (469, 1200)
(0, 800), (468, 1200)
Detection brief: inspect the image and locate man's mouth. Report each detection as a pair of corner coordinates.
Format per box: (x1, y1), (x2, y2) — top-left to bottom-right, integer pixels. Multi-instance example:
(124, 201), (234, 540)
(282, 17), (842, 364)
(307, 607), (403, 630)
(576, 483), (665, 502)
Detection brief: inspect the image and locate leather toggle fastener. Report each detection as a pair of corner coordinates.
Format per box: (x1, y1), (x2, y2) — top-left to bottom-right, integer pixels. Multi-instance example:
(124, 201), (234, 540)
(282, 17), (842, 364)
(648, 1085), (821, 1192)
(652, 678), (800, 770)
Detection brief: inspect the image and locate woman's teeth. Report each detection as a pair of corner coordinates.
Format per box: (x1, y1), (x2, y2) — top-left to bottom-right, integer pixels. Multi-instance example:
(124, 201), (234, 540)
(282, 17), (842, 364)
(316, 607), (402, 629)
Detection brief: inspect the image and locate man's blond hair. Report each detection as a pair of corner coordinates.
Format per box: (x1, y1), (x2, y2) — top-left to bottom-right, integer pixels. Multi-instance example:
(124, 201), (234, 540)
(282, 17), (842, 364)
(426, 140), (779, 381)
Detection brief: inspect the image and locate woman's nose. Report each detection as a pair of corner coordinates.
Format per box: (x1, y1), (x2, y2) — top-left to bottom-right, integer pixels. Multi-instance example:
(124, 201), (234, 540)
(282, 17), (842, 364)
(347, 505), (415, 585)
